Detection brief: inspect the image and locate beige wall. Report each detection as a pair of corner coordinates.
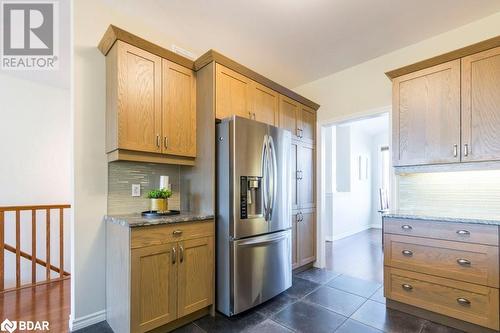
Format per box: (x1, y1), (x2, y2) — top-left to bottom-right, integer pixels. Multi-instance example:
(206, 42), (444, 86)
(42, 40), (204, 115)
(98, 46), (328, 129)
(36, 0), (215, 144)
(73, 0), (197, 328)
(294, 11), (500, 123)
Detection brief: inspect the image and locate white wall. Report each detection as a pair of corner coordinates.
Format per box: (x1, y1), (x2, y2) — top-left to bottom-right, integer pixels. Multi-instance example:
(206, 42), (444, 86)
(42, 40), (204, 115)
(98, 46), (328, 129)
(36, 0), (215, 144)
(370, 132), (389, 228)
(294, 11), (500, 122)
(72, 0), (202, 327)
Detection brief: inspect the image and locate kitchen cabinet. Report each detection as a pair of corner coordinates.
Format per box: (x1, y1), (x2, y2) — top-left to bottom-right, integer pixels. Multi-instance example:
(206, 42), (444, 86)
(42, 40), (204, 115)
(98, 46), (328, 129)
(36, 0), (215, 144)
(162, 59), (196, 157)
(131, 243), (178, 332)
(294, 209), (316, 267)
(177, 236), (214, 317)
(299, 104), (316, 144)
(252, 82), (278, 125)
(383, 217), (500, 331)
(298, 143), (315, 209)
(290, 141), (299, 210)
(106, 219), (214, 333)
(461, 46), (500, 163)
(105, 40), (196, 165)
(215, 64), (253, 120)
(279, 95), (300, 136)
(392, 60), (461, 166)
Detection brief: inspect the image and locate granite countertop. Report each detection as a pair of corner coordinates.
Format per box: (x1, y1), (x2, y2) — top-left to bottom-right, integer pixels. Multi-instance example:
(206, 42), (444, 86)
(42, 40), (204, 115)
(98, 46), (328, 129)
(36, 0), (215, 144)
(105, 212), (214, 228)
(382, 210), (500, 226)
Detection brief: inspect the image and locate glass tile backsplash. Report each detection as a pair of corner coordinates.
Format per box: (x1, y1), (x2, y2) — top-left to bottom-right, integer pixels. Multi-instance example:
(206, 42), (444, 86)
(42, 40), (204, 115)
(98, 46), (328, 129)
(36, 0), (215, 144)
(398, 169), (500, 218)
(108, 161), (181, 215)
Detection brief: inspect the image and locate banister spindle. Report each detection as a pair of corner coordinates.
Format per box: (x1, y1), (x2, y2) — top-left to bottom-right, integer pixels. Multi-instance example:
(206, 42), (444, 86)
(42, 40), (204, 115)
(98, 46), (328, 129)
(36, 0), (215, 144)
(0, 210), (4, 291)
(16, 209), (20, 288)
(59, 208), (64, 279)
(32, 209), (37, 284)
(46, 209), (51, 280)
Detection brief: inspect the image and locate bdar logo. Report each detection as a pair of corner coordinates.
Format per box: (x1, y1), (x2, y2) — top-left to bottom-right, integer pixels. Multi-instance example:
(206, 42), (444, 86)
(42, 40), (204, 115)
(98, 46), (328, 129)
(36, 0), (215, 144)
(0, 319), (17, 333)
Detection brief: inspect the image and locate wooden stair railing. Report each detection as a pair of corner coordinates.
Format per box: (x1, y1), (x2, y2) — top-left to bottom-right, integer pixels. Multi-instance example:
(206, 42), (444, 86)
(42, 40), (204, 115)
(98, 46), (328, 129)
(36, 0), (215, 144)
(0, 204), (71, 292)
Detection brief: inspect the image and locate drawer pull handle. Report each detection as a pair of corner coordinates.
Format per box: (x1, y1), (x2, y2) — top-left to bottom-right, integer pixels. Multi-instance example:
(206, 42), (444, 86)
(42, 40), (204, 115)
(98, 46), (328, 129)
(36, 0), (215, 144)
(172, 247), (176, 264)
(456, 298), (471, 306)
(172, 230), (183, 236)
(179, 245), (184, 263)
(456, 230), (470, 236)
(402, 250), (413, 257)
(457, 258), (471, 266)
(401, 284), (413, 291)
(401, 225), (413, 230)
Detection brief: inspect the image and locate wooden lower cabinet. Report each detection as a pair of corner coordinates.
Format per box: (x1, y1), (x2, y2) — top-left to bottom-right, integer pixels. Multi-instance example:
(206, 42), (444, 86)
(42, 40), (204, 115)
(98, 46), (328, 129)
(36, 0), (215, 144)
(106, 220), (214, 333)
(383, 217), (500, 331)
(131, 243), (178, 333)
(177, 237), (214, 317)
(292, 209), (316, 269)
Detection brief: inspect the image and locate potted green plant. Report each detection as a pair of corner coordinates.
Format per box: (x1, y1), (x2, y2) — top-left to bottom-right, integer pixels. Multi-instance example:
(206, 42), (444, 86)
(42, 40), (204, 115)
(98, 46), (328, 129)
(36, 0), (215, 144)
(147, 188), (172, 212)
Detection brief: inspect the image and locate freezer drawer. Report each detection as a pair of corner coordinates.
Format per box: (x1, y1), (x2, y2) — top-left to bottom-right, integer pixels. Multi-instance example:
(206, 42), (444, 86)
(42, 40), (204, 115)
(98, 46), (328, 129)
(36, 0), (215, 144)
(231, 230), (292, 315)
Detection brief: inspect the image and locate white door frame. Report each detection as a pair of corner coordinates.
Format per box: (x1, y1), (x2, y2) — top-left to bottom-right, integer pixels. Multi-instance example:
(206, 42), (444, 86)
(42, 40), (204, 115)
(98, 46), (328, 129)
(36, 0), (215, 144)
(314, 105), (392, 269)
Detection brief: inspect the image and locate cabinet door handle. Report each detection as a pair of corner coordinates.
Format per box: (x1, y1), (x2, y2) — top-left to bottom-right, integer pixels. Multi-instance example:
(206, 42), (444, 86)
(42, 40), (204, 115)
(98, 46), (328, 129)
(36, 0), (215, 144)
(463, 144), (469, 157)
(156, 135), (161, 148)
(457, 258), (471, 266)
(456, 297), (471, 306)
(401, 284), (413, 291)
(402, 249), (413, 257)
(453, 144), (458, 157)
(179, 245), (184, 263)
(172, 230), (183, 236)
(456, 230), (470, 236)
(253, 113), (256, 120)
(164, 137), (168, 149)
(172, 247), (176, 264)
(401, 225), (413, 231)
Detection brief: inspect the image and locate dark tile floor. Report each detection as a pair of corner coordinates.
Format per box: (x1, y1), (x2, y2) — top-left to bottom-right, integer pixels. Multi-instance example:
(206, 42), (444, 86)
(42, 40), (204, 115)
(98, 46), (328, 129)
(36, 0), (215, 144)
(77, 229), (464, 333)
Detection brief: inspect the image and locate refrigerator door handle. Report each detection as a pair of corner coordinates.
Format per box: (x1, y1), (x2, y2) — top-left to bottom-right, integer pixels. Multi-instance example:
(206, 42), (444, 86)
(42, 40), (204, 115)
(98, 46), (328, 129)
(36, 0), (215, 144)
(261, 135), (269, 219)
(267, 135), (277, 221)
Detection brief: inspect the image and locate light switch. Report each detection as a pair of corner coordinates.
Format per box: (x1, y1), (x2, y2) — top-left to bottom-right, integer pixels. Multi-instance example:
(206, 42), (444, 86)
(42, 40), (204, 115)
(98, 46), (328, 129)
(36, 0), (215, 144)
(131, 184), (141, 197)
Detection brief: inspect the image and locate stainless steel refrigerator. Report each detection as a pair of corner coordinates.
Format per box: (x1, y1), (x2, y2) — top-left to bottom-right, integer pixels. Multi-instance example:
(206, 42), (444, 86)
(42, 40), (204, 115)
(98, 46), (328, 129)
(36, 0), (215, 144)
(216, 116), (292, 316)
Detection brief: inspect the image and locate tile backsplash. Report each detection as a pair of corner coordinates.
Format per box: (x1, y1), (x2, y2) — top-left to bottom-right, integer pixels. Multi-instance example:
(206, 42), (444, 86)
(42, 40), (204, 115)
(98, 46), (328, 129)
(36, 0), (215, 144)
(398, 169), (500, 218)
(108, 161), (181, 214)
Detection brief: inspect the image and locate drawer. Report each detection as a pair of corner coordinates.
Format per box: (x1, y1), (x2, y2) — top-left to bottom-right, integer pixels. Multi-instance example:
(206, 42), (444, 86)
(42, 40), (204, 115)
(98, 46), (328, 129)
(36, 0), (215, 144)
(131, 220), (214, 249)
(385, 267), (499, 330)
(384, 217), (499, 246)
(384, 234), (499, 287)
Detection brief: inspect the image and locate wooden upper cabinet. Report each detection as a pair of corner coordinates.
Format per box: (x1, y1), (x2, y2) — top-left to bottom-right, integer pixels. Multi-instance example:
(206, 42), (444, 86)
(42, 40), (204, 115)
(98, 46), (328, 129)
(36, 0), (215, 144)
(131, 243), (178, 333)
(252, 82), (278, 125)
(279, 95), (299, 136)
(111, 41), (162, 154)
(299, 105), (316, 143)
(392, 60), (461, 166)
(461, 46), (500, 162)
(177, 237), (214, 317)
(215, 64), (252, 120)
(298, 143), (315, 209)
(162, 59), (196, 157)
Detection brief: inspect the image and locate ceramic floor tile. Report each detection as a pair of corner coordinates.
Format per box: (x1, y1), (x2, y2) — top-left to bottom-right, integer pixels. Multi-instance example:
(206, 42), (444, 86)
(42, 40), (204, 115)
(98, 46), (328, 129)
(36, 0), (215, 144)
(304, 286), (366, 317)
(72, 321), (114, 333)
(243, 319), (293, 333)
(170, 323), (206, 333)
(295, 267), (340, 284)
(327, 274), (381, 298)
(334, 319), (383, 333)
(195, 311), (266, 333)
(420, 321), (466, 333)
(369, 286), (386, 304)
(283, 276), (321, 299)
(273, 301), (347, 333)
(254, 293), (297, 317)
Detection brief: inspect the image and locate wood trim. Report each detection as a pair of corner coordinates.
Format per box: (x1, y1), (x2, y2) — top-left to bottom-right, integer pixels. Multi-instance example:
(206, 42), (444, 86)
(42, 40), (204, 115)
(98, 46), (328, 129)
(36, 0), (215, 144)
(31, 209), (36, 283)
(3, 243), (70, 276)
(46, 209), (50, 281)
(195, 49), (320, 110)
(15, 210), (20, 288)
(107, 149), (195, 166)
(0, 211), (3, 291)
(148, 307), (210, 333)
(98, 25), (195, 70)
(385, 35), (500, 79)
(0, 204), (70, 211)
(59, 208), (64, 279)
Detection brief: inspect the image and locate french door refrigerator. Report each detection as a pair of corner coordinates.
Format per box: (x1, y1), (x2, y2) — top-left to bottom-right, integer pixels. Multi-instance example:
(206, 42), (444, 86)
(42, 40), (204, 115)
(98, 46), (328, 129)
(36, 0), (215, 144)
(216, 116), (292, 316)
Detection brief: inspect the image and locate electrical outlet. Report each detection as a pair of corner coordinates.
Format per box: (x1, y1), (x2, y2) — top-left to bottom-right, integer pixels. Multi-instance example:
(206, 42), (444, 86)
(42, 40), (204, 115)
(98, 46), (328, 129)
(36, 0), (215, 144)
(131, 184), (141, 197)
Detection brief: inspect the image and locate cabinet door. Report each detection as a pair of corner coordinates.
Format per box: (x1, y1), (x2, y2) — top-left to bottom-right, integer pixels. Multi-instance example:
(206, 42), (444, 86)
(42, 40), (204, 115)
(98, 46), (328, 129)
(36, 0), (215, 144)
(216, 64), (252, 120)
(462, 46), (500, 162)
(117, 41), (162, 153)
(290, 141), (299, 210)
(162, 59), (196, 157)
(279, 95), (299, 137)
(298, 143), (315, 209)
(177, 237), (214, 317)
(297, 209), (316, 266)
(253, 82), (278, 125)
(392, 60), (461, 166)
(292, 212), (299, 269)
(131, 243), (177, 333)
(299, 105), (316, 143)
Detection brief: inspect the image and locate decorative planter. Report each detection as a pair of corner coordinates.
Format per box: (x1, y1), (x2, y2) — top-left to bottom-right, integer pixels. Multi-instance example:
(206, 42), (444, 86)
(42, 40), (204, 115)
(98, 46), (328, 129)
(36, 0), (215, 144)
(150, 198), (168, 212)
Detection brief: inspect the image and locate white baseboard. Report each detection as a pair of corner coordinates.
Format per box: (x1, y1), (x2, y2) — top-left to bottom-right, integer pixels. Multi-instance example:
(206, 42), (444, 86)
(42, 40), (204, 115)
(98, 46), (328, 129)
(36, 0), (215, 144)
(370, 224), (382, 229)
(325, 235), (333, 242)
(69, 310), (106, 332)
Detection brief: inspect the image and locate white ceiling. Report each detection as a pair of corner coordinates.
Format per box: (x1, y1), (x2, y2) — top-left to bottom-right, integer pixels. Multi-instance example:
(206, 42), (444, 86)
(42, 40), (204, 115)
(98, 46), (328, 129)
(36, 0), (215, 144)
(103, 0), (500, 87)
(345, 113), (389, 137)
